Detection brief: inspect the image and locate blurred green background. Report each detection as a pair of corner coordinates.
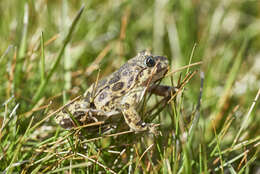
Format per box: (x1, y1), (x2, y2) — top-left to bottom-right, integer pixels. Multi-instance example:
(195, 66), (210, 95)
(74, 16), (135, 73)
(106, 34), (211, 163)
(0, 0), (259, 173)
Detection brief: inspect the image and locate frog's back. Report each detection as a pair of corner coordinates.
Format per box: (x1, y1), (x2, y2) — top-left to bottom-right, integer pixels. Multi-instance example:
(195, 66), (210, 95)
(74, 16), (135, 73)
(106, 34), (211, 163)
(84, 59), (141, 111)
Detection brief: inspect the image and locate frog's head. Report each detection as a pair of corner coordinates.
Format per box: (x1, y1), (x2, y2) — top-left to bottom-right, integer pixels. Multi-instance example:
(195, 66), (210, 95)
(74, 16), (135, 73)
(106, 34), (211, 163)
(129, 50), (169, 87)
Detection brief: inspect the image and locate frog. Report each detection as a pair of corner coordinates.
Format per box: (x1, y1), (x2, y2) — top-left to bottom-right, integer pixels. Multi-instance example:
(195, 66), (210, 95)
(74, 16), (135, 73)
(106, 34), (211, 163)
(55, 50), (170, 134)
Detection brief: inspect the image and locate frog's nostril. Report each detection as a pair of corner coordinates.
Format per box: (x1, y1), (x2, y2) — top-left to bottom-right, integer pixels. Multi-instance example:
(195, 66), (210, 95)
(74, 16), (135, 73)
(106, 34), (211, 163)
(162, 56), (168, 61)
(155, 56), (167, 61)
(156, 63), (162, 70)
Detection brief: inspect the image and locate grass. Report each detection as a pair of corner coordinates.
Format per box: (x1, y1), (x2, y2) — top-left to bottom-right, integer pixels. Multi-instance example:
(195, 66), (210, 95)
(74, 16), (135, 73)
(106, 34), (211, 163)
(0, 0), (259, 173)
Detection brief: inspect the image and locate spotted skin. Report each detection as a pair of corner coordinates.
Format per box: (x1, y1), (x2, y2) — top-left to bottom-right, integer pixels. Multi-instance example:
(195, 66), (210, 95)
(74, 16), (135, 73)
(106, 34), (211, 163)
(55, 50), (169, 133)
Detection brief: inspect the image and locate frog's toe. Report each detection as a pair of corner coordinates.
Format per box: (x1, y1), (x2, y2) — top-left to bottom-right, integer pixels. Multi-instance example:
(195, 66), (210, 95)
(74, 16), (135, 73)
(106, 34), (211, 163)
(55, 114), (74, 129)
(147, 123), (160, 135)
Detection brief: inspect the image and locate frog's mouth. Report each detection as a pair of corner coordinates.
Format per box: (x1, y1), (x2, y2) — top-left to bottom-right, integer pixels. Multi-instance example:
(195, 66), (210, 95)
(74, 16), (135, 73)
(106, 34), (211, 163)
(153, 56), (169, 79)
(152, 67), (169, 84)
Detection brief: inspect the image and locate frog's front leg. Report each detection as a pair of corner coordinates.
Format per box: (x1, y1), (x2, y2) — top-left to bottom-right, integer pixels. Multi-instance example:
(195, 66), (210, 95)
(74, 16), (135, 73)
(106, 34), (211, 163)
(148, 84), (178, 97)
(120, 94), (157, 134)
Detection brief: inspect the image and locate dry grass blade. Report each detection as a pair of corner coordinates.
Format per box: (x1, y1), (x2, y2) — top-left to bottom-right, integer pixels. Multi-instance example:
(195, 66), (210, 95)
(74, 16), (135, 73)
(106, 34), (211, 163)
(30, 96), (81, 131)
(233, 88), (260, 145)
(80, 130), (133, 144)
(33, 6), (85, 103)
(167, 70), (198, 104)
(85, 44), (111, 76)
(77, 153), (117, 174)
(165, 61), (202, 77)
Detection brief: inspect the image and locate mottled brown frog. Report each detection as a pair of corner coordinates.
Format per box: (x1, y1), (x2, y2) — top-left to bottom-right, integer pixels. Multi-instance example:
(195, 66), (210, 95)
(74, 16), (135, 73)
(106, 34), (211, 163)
(55, 50), (169, 134)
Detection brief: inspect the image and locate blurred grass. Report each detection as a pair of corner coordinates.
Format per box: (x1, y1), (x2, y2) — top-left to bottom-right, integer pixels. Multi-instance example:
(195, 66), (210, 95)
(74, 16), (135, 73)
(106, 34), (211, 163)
(0, 0), (259, 173)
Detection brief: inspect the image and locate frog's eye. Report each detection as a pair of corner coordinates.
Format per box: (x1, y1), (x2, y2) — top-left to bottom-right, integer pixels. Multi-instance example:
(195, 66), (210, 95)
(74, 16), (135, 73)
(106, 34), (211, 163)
(145, 56), (155, 67)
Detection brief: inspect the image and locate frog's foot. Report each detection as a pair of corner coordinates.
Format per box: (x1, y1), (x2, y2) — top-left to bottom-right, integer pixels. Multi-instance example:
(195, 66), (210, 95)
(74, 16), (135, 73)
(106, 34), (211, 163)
(55, 106), (106, 129)
(55, 110), (89, 129)
(55, 114), (75, 129)
(128, 122), (159, 135)
(147, 123), (160, 135)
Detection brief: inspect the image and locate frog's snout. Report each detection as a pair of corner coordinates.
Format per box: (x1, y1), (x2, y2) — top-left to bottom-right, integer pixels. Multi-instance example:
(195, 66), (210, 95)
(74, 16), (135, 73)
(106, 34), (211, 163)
(154, 56), (169, 74)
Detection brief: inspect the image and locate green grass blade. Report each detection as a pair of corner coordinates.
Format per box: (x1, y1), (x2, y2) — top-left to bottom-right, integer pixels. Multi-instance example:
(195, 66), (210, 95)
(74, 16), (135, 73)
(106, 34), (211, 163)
(33, 6), (85, 103)
(14, 3), (28, 89)
(40, 31), (46, 83)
